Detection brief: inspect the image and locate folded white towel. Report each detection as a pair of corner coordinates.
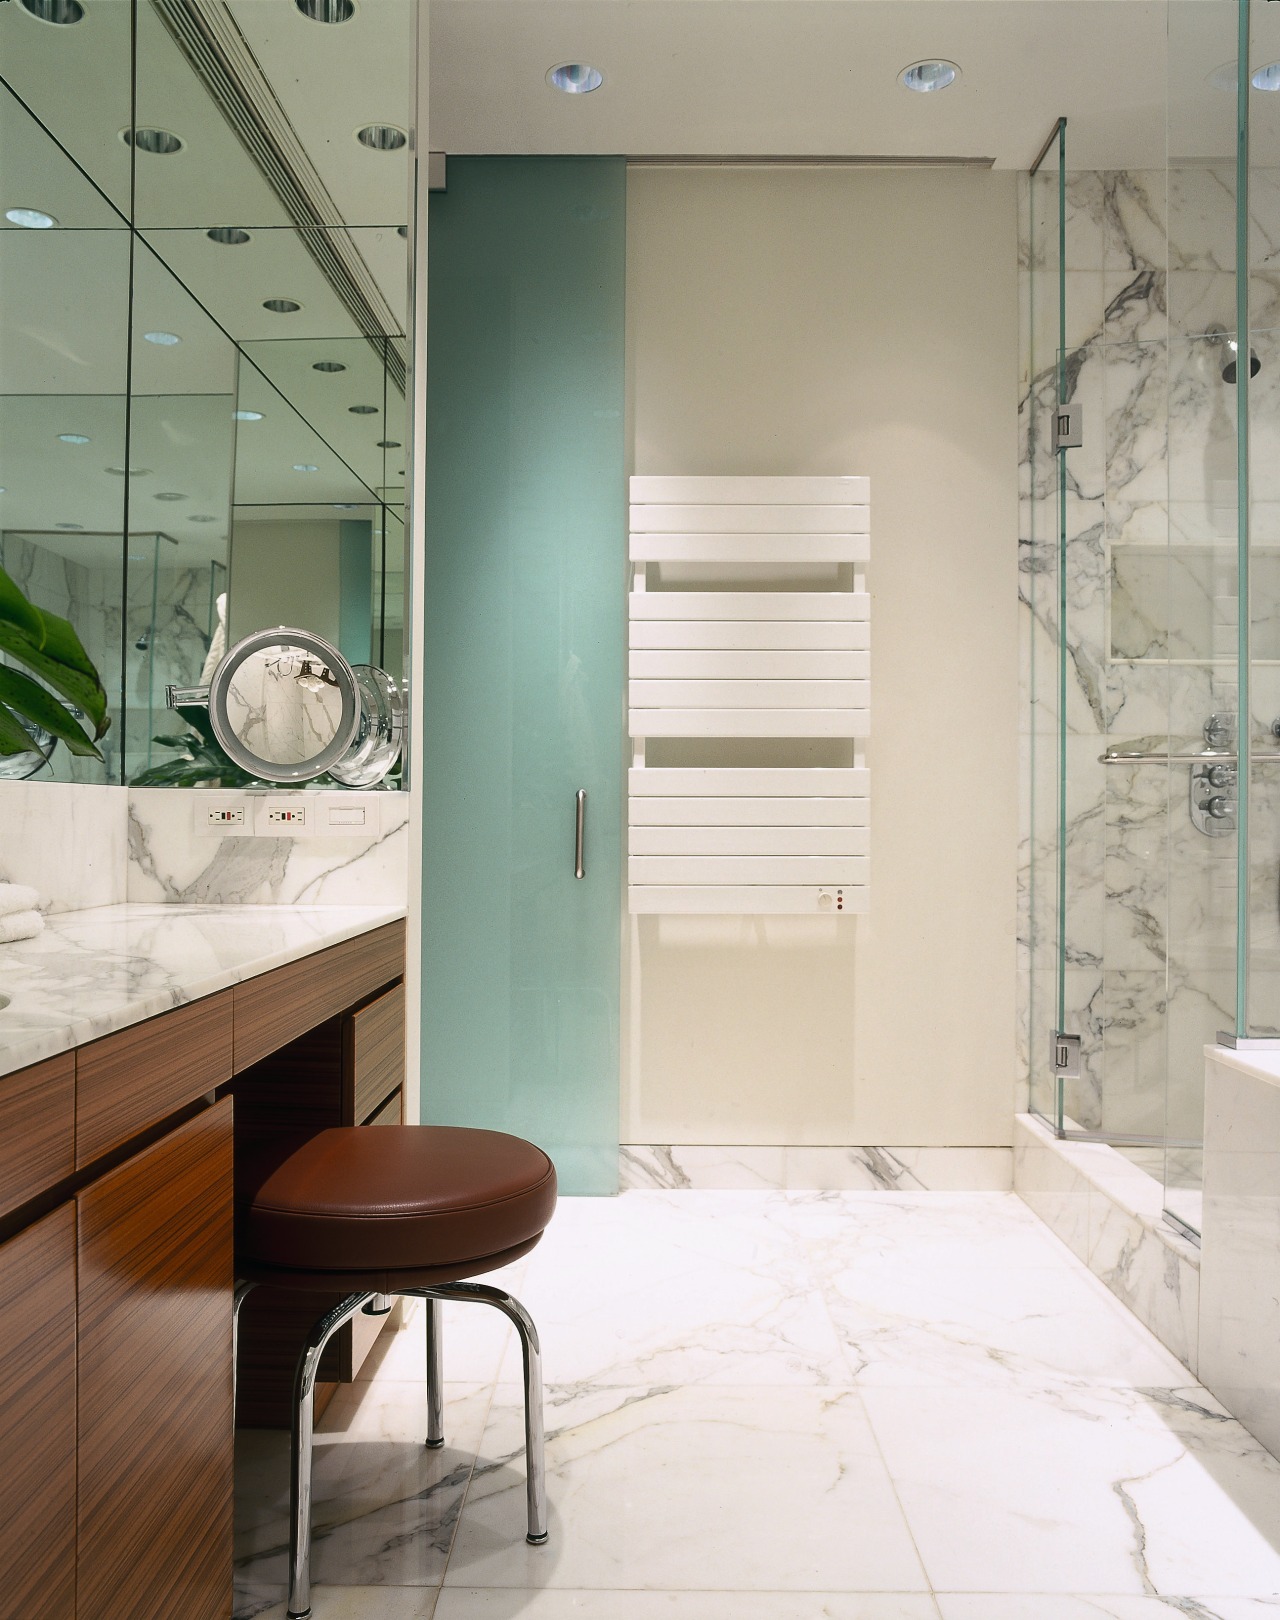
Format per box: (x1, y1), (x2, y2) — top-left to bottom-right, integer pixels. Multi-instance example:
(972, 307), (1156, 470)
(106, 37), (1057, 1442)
(0, 883), (40, 919)
(0, 909), (44, 944)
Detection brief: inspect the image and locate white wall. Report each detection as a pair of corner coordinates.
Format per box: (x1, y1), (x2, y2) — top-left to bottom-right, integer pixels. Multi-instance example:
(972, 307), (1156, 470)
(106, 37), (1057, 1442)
(229, 517), (341, 645)
(624, 166), (1020, 1147)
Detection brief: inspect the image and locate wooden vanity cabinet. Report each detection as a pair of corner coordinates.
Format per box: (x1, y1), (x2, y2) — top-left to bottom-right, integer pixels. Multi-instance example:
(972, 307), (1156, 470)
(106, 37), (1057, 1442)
(0, 919), (407, 1613)
(77, 1102), (234, 1620)
(0, 1203), (77, 1620)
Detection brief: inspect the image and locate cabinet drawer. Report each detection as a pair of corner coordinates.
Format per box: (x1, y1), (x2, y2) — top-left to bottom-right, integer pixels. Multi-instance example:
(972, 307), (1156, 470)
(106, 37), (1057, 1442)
(77, 1100), (234, 1620)
(348, 983), (406, 1125)
(76, 992), (232, 1169)
(0, 1203), (76, 1620)
(0, 1051), (74, 1217)
(233, 920), (405, 1071)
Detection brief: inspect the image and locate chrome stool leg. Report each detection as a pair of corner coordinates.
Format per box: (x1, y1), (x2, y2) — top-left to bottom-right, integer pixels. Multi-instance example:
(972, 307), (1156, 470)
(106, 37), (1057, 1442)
(404, 1283), (547, 1544)
(425, 1298), (445, 1449)
(231, 1279), (256, 1419)
(287, 1292), (374, 1620)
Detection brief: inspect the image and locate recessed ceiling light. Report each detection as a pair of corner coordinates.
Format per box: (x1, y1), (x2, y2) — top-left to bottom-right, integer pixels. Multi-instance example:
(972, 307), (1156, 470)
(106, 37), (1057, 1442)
(105, 466), (151, 477)
(155, 492), (186, 501)
(349, 404), (378, 415)
(313, 360), (347, 373)
(293, 463), (319, 473)
(57, 433), (89, 444)
(296, 0), (354, 20)
(1254, 62), (1280, 91)
(356, 124), (407, 152)
(233, 409), (264, 422)
(5, 207), (57, 229)
(547, 63), (604, 94)
(123, 127), (184, 155)
(377, 439), (401, 449)
(207, 226), (251, 246)
(263, 298), (302, 313)
(189, 514), (218, 523)
(898, 59), (960, 93)
(55, 522), (83, 531)
(143, 330), (181, 346)
(19, 0), (84, 24)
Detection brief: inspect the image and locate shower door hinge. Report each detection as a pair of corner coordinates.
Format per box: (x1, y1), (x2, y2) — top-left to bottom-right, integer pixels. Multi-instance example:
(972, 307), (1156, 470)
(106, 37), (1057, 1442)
(1052, 403), (1083, 453)
(1051, 1031), (1081, 1078)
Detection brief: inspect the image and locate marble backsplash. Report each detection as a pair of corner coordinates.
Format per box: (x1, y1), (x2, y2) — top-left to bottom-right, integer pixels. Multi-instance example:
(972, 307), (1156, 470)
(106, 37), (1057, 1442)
(127, 788), (410, 907)
(0, 781), (128, 913)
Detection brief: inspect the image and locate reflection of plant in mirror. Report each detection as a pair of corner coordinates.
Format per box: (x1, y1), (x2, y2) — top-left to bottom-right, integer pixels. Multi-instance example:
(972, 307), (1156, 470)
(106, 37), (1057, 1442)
(0, 564), (110, 760)
(130, 704), (266, 789)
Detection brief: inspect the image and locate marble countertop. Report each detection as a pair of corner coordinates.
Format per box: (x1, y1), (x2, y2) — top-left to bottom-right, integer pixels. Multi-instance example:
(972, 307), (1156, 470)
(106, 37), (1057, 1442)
(1206, 1042), (1280, 1090)
(0, 902), (406, 1079)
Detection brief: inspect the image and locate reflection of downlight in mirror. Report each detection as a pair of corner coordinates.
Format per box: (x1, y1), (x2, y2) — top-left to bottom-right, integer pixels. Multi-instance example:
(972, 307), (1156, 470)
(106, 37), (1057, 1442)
(1208, 62), (1280, 91)
(57, 433), (89, 445)
(207, 227), (251, 246)
(356, 125), (407, 151)
(234, 410), (264, 422)
(263, 299), (302, 314)
(898, 60), (960, 93)
(143, 331), (181, 346)
(6, 208), (57, 229)
(122, 128), (184, 155)
(19, 0), (84, 22)
(547, 63), (604, 94)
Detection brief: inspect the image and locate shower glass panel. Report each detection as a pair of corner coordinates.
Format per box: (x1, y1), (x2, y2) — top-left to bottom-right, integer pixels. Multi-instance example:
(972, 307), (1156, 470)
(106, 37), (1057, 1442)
(1025, 122), (1066, 1130)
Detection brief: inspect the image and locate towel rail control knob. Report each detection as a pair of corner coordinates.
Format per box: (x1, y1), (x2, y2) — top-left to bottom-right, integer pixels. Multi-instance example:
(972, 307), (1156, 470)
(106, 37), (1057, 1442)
(574, 789), (586, 880)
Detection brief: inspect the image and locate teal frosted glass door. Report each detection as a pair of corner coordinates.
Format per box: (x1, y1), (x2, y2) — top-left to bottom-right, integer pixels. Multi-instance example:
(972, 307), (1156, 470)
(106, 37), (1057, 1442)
(422, 158), (626, 1195)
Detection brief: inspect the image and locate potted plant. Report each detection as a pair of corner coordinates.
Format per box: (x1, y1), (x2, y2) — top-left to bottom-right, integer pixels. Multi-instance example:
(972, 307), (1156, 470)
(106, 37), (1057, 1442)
(0, 563), (110, 764)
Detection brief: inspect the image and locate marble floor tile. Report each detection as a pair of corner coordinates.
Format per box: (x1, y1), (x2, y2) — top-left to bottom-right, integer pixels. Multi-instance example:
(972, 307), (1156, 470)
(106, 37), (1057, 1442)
(824, 1259), (1191, 1390)
(863, 1385), (1280, 1597)
(494, 1192), (850, 1387)
(444, 1384), (929, 1594)
(435, 1594), (942, 1619)
(246, 1589), (438, 1620)
(937, 1601), (1280, 1619)
(234, 1382), (494, 1617)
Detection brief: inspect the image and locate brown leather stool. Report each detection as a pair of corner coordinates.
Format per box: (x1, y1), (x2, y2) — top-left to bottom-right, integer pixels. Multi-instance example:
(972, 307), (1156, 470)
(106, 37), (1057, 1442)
(233, 1125), (558, 1620)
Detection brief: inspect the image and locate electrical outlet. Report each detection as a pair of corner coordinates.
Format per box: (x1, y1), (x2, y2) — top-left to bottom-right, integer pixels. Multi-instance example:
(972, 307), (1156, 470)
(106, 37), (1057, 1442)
(265, 805), (306, 828)
(194, 797), (252, 837)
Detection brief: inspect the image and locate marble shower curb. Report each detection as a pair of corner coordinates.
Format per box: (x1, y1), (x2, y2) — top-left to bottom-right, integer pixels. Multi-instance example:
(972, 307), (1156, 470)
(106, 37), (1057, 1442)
(1013, 1112), (1201, 1375)
(620, 1143), (1013, 1192)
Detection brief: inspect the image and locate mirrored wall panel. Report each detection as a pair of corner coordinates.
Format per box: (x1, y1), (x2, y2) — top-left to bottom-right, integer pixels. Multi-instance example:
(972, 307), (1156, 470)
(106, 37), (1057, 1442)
(0, 0), (411, 786)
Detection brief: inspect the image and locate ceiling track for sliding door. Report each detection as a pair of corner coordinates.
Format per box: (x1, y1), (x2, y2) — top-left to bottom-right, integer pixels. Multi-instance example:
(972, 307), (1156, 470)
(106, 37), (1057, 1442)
(149, 0), (406, 393)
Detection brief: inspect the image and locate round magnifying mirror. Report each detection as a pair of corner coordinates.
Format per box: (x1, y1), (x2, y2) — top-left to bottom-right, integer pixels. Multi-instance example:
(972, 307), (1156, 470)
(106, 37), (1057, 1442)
(328, 666), (405, 788)
(208, 628), (360, 784)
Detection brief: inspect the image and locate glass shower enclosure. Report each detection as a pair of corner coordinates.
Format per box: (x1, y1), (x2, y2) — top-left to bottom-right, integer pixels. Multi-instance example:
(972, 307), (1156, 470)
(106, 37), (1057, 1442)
(1024, 0), (1280, 1239)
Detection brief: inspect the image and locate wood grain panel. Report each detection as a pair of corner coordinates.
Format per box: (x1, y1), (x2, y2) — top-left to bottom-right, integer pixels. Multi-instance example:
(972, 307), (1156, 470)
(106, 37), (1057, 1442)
(0, 1203), (76, 1619)
(0, 1051), (74, 1218)
(76, 992), (232, 1169)
(348, 984), (406, 1126)
(77, 1100), (234, 1620)
(233, 920), (405, 1071)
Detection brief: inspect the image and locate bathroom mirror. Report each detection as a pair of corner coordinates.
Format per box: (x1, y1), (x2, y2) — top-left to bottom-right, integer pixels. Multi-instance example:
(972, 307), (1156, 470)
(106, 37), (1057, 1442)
(0, 0), (413, 787)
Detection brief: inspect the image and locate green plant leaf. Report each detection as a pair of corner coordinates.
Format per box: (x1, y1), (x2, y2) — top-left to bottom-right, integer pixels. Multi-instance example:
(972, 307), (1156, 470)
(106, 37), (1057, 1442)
(0, 563), (110, 739)
(0, 667), (101, 758)
(0, 703), (38, 756)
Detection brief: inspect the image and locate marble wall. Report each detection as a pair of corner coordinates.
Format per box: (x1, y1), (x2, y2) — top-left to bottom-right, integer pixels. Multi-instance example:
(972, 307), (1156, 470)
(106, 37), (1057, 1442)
(127, 787), (410, 907)
(0, 781), (128, 913)
(1017, 164), (1280, 1163)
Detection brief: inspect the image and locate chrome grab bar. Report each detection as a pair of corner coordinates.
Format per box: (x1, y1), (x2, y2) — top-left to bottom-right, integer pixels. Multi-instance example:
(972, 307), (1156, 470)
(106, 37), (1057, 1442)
(1101, 749), (1280, 764)
(574, 789), (586, 879)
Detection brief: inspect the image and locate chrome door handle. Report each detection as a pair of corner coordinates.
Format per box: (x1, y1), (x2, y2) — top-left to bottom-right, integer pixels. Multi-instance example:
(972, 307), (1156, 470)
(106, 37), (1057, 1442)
(574, 789), (586, 879)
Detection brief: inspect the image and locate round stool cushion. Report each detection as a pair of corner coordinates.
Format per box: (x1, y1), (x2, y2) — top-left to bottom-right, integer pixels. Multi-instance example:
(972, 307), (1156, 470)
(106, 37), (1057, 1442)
(236, 1125), (557, 1288)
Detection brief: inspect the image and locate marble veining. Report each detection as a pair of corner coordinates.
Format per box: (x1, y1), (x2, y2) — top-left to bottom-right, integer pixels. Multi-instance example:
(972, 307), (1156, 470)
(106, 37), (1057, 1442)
(0, 900), (404, 1077)
(234, 1190), (1280, 1617)
(620, 1144), (1012, 1192)
(127, 789), (409, 907)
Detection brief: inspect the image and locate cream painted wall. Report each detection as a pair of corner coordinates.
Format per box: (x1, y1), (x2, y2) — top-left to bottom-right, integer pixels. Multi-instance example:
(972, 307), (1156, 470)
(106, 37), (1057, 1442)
(623, 166), (1020, 1147)
(228, 517), (342, 645)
